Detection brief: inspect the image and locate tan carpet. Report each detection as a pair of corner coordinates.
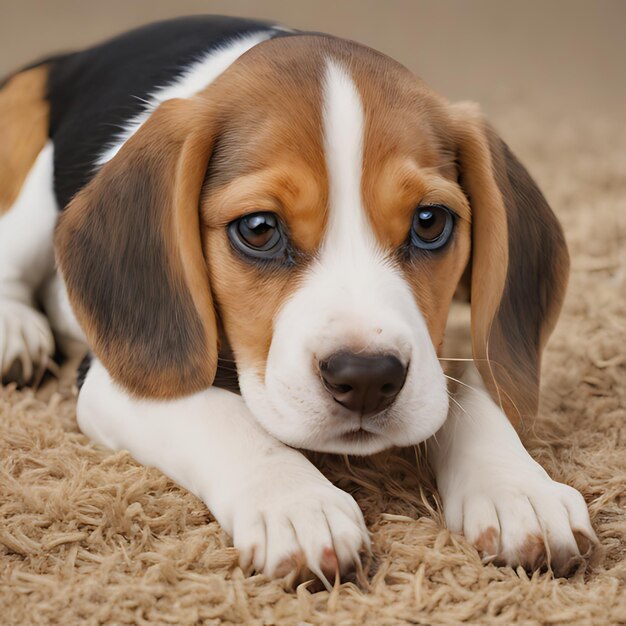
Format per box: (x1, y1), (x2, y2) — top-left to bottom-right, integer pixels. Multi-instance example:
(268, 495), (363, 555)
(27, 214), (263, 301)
(0, 101), (624, 624)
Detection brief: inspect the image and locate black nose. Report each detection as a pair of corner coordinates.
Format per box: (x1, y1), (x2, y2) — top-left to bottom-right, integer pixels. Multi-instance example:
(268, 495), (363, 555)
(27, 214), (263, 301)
(319, 352), (407, 415)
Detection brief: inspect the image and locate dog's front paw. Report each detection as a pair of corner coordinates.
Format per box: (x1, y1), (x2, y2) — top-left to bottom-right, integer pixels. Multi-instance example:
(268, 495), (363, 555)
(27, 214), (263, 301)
(0, 299), (54, 385)
(231, 469), (369, 585)
(443, 461), (597, 576)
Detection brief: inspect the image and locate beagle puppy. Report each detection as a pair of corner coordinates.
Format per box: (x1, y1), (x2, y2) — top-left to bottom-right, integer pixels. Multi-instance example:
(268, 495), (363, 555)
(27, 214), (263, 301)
(0, 16), (596, 584)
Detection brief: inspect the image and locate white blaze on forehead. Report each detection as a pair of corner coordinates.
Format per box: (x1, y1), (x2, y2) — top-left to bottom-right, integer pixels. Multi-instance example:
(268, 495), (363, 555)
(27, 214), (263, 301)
(321, 60), (376, 253)
(251, 61), (448, 455)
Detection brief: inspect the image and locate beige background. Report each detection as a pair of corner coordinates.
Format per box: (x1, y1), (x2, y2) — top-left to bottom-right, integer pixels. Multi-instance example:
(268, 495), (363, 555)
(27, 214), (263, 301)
(1, 0), (624, 120)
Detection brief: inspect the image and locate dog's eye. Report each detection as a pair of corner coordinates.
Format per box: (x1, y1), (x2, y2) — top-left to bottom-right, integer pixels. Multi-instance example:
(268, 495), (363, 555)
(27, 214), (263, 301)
(411, 204), (455, 250)
(228, 212), (286, 259)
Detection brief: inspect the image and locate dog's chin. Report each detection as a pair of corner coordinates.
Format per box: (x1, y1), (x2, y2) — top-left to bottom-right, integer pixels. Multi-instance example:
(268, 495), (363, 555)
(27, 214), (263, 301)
(267, 420), (442, 456)
(253, 422), (398, 456)
(303, 429), (395, 456)
(250, 410), (443, 457)
(305, 414), (448, 455)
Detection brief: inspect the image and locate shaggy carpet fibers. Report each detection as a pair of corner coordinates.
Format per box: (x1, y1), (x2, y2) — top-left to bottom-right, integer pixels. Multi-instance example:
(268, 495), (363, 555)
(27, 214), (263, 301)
(1, 105), (625, 624)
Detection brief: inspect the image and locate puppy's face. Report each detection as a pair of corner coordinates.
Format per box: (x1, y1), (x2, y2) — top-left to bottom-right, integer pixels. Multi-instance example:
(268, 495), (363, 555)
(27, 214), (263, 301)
(59, 35), (567, 455)
(201, 40), (470, 454)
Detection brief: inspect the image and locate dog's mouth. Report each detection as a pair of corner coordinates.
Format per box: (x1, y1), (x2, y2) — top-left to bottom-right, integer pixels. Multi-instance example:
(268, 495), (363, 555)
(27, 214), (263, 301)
(337, 428), (378, 444)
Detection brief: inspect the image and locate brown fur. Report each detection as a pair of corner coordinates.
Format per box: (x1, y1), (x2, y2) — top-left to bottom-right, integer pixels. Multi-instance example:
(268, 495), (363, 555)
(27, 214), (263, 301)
(204, 38), (470, 371)
(449, 103), (570, 425)
(200, 39), (328, 372)
(203, 164), (325, 370)
(0, 65), (49, 215)
(352, 58), (472, 349)
(56, 98), (219, 399)
(474, 527), (499, 556)
(516, 534), (546, 571)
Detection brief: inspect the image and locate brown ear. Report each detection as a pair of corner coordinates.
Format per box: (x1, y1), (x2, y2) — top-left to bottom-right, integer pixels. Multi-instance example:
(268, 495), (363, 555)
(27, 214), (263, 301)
(450, 103), (569, 424)
(56, 98), (218, 399)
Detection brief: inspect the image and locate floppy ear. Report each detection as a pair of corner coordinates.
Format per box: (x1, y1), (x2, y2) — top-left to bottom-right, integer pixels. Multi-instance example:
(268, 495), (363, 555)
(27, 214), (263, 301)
(56, 97), (219, 399)
(449, 103), (569, 424)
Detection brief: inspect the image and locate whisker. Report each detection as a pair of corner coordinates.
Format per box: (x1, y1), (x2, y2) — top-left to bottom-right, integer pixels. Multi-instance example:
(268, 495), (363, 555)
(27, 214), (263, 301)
(130, 94), (151, 105)
(443, 373), (482, 396)
(446, 392), (461, 441)
(437, 356), (510, 367)
(447, 391), (477, 428)
(484, 331), (504, 415)
(216, 363), (239, 370)
(439, 355), (524, 425)
(428, 430), (440, 452)
(413, 443), (422, 465)
(495, 384), (525, 428)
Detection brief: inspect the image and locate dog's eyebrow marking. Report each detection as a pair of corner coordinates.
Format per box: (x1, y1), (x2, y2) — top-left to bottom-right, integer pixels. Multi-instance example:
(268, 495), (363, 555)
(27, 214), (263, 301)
(321, 59), (376, 255)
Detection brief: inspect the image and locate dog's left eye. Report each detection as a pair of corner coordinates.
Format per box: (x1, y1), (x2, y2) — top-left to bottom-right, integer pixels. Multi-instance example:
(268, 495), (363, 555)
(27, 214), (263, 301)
(228, 212), (287, 259)
(410, 204), (455, 250)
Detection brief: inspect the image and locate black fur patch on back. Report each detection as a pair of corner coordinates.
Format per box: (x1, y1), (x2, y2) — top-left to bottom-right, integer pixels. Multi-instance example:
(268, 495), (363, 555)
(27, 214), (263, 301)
(47, 15), (280, 209)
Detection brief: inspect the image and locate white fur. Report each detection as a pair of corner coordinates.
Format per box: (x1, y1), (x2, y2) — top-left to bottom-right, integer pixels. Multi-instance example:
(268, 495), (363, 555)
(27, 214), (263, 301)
(238, 60), (449, 455)
(429, 364), (596, 571)
(78, 360), (369, 581)
(97, 30), (276, 164)
(39, 273), (86, 357)
(0, 142), (58, 379)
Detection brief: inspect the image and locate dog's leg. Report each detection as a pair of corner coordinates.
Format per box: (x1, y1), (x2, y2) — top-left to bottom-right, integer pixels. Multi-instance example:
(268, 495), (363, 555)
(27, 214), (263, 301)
(78, 359), (369, 582)
(429, 364), (597, 575)
(0, 142), (57, 384)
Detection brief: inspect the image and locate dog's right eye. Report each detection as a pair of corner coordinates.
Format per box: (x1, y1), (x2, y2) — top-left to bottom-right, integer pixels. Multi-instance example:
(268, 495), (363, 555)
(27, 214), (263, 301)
(228, 212), (287, 260)
(410, 204), (455, 251)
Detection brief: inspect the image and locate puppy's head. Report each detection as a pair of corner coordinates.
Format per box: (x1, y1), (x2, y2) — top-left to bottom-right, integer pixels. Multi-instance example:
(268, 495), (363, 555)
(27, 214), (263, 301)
(57, 36), (568, 455)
